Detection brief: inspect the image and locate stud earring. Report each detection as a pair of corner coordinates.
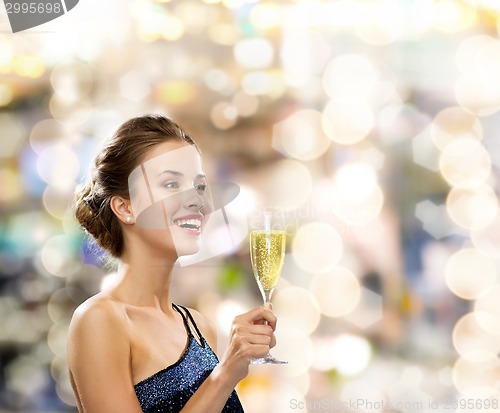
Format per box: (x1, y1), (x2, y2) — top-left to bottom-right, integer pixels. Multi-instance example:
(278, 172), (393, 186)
(126, 216), (132, 223)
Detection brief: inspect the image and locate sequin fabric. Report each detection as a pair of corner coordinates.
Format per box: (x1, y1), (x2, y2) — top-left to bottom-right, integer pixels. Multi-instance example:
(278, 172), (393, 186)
(134, 304), (244, 413)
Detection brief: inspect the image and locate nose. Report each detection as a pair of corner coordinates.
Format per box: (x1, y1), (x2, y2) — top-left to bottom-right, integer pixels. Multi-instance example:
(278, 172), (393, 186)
(183, 187), (205, 211)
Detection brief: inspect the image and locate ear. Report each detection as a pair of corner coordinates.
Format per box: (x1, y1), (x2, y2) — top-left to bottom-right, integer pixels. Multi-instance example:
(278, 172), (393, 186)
(110, 196), (134, 225)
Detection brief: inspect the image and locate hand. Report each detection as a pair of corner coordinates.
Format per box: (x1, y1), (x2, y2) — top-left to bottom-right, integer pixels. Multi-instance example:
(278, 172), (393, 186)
(217, 306), (277, 385)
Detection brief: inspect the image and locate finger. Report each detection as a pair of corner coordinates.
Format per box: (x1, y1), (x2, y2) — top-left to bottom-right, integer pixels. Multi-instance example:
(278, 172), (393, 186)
(236, 306), (277, 329)
(270, 334), (276, 349)
(249, 324), (274, 337)
(253, 310), (277, 331)
(251, 344), (272, 359)
(247, 333), (272, 346)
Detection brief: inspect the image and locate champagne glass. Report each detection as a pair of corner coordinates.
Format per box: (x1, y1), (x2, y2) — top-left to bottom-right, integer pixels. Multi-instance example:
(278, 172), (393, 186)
(249, 208), (287, 364)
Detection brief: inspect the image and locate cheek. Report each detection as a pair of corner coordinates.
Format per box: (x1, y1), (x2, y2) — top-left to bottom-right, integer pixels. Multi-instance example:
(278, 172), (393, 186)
(140, 227), (177, 254)
(135, 197), (182, 229)
(134, 202), (167, 230)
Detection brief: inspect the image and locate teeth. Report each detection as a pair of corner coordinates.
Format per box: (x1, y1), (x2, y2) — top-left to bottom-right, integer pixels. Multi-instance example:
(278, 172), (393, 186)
(174, 218), (202, 229)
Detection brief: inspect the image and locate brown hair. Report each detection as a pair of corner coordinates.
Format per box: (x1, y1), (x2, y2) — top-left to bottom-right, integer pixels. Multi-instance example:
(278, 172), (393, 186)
(74, 114), (197, 257)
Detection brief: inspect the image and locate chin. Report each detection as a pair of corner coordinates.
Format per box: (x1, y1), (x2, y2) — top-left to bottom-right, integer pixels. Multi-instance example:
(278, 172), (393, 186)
(171, 234), (202, 257)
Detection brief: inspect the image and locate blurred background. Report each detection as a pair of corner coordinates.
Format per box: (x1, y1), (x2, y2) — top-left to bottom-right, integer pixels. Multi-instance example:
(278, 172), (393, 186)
(1, 0), (500, 412)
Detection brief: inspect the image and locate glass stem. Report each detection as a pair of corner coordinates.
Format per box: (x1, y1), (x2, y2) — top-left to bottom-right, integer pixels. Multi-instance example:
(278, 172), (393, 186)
(262, 289), (273, 307)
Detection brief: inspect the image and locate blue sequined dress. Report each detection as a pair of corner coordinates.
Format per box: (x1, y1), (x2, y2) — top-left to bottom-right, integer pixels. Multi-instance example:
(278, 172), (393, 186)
(134, 304), (245, 413)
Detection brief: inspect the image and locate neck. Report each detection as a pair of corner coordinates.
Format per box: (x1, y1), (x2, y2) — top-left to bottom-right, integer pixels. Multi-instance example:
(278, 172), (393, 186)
(108, 245), (177, 312)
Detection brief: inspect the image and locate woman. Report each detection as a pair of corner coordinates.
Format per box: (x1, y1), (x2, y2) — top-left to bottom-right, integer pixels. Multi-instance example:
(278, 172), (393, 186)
(68, 115), (278, 412)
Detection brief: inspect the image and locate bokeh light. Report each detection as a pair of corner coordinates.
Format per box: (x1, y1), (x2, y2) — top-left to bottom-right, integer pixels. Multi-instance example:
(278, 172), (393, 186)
(275, 326), (315, 377)
(281, 30), (330, 87)
(0, 113), (25, 159)
(36, 144), (80, 190)
(242, 70), (286, 97)
(474, 284), (500, 335)
(234, 38), (274, 69)
(322, 97), (374, 145)
(452, 312), (500, 362)
(0, 83), (13, 106)
(329, 334), (372, 376)
(310, 267), (361, 318)
(445, 248), (497, 300)
(263, 159), (313, 209)
(249, 2), (282, 31)
(42, 185), (75, 220)
(272, 109), (332, 161)
(331, 173), (384, 227)
(273, 286), (321, 335)
(430, 106), (482, 150)
(13, 54), (45, 78)
(334, 163), (378, 204)
(204, 69), (237, 95)
(156, 81), (197, 105)
(455, 35), (500, 116)
(210, 101), (238, 129)
(40, 235), (77, 277)
(432, 0), (477, 33)
(29, 118), (70, 155)
(120, 70), (152, 102)
(292, 222), (343, 273)
(322, 54), (379, 99)
(446, 184), (499, 230)
(51, 61), (94, 105)
(452, 356), (500, 396)
(2, 0), (500, 410)
(471, 211), (500, 259)
(354, 0), (407, 45)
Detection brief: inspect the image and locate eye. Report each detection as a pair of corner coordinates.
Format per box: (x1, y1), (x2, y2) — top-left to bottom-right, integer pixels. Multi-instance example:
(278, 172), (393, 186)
(195, 183), (207, 193)
(163, 180), (180, 190)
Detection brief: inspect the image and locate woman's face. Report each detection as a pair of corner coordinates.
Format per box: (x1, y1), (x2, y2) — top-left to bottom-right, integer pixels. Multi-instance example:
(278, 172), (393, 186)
(128, 141), (211, 258)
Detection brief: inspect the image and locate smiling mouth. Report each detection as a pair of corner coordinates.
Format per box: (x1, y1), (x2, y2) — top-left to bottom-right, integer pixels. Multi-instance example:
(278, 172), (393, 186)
(174, 218), (202, 231)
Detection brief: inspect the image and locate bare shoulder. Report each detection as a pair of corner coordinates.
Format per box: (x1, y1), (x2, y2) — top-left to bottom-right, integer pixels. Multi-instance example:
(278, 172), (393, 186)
(185, 307), (217, 350)
(68, 293), (127, 341)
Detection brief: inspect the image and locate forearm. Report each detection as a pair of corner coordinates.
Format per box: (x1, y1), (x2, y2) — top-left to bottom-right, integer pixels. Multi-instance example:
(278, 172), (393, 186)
(179, 364), (238, 413)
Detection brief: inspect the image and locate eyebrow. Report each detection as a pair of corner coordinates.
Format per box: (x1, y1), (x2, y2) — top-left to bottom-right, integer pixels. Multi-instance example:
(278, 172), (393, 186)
(159, 170), (206, 179)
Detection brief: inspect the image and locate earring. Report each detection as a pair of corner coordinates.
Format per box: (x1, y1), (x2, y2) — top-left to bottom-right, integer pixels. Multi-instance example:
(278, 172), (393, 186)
(126, 216), (132, 223)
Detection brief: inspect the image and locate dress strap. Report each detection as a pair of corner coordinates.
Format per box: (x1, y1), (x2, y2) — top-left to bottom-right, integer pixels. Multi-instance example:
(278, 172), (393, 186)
(172, 304), (205, 346)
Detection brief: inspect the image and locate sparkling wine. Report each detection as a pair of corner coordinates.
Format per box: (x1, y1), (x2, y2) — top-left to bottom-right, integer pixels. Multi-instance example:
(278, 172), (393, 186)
(250, 230), (286, 292)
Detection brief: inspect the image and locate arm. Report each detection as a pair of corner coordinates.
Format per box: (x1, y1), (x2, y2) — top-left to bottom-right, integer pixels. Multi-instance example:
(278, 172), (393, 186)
(67, 301), (143, 413)
(179, 306), (277, 413)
